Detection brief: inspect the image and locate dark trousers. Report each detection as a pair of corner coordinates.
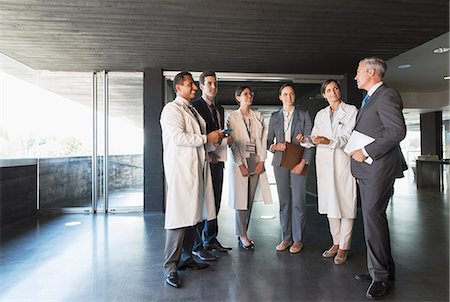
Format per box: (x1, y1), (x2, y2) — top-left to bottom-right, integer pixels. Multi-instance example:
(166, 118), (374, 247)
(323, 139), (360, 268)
(194, 162), (224, 251)
(358, 177), (396, 282)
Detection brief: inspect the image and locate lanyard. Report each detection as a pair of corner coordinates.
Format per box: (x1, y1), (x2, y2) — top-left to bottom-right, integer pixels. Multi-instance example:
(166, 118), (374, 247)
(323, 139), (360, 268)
(242, 114), (252, 140)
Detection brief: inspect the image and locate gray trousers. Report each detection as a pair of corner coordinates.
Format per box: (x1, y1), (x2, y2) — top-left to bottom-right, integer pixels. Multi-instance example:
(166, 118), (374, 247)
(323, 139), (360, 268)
(358, 177), (396, 282)
(163, 226), (195, 275)
(235, 174), (259, 236)
(274, 166), (307, 243)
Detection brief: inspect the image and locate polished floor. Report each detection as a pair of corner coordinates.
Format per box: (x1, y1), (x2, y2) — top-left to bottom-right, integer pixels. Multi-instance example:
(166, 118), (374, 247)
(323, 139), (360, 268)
(0, 173), (448, 302)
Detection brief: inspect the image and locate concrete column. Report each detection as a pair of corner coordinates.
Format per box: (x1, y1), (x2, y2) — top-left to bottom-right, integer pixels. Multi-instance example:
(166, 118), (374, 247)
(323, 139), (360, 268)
(143, 68), (164, 212)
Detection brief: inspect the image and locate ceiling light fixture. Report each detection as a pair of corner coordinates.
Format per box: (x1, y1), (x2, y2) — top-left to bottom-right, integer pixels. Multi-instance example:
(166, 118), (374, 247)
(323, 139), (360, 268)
(433, 47), (449, 54)
(444, 76), (450, 80)
(398, 64), (411, 69)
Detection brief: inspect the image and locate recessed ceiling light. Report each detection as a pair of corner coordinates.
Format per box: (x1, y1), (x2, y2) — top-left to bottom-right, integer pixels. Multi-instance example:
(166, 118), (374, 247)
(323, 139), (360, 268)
(65, 221), (81, 226)
(433, 47), (449, 54)
(398, 64), (411, 69)
(444, 76), (450, 80)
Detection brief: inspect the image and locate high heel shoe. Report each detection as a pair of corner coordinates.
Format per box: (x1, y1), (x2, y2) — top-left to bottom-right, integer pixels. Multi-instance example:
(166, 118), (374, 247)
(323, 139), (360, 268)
(334, 250), (348, 265)
(322, 246), (339, 258)
(238, 237), (254, 251)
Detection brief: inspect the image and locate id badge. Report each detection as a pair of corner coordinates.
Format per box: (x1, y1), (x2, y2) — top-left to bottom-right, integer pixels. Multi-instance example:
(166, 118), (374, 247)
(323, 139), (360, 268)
(246, 143), (256, 154)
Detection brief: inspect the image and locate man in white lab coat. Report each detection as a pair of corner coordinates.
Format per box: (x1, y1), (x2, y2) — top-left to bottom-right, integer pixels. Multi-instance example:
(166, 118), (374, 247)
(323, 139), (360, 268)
(160, 71), (223, 288)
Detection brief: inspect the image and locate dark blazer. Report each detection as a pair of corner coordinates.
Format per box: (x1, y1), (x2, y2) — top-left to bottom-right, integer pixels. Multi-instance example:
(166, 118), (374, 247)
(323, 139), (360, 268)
(350, 84), (407, 180)
(192, 97), (224, 133)
(267, 107), (313, 167)
(192, 96), (225, 169)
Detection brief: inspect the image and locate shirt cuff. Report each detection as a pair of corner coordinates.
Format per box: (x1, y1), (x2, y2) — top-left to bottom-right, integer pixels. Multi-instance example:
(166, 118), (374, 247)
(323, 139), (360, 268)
(362, 147), (369, 157)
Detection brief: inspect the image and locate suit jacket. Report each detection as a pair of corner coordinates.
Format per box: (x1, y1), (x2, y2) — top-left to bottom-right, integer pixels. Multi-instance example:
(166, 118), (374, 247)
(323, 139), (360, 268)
(192, 97), (224, 133)
(267, 107), (313, 167)
(350, 84), (407, 180)
(192, 97), (225, 169)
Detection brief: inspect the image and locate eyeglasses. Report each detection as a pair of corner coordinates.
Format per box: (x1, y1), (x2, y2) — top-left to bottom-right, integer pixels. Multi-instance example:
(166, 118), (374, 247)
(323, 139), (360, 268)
(241, 91), (255, 97)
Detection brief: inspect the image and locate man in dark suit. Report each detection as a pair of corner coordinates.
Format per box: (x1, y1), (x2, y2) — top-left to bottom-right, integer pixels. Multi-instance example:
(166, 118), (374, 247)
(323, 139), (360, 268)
(192, 71), (233, 261)
(351, 57), (407, 299)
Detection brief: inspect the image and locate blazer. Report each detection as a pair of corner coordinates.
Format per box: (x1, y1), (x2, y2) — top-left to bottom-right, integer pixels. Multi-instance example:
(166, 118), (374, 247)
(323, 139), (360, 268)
(350, 84), (407, 180)
(192, 97), (225, 169)
(192, 97), (224, 133)
(267, 107), (313, 167)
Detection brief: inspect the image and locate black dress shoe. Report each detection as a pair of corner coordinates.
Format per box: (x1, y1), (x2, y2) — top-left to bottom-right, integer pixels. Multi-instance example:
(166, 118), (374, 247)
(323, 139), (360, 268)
(192, 248), (219, 261)
(366, 281), (389, 299)
(178, 260), (210, 271)
(205, 241), (232, 252)
(166, 272), (181, 288)
(355, 273), (372, 282)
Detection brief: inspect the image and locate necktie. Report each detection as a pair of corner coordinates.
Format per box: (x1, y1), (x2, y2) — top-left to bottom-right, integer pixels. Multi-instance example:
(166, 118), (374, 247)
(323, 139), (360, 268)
(361, 94), (370, 108)
(210, 103), (220, 129)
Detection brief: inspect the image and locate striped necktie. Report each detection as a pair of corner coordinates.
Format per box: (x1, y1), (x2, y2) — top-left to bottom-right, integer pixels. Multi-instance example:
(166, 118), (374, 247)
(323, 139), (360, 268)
(361, 94), (370, 108)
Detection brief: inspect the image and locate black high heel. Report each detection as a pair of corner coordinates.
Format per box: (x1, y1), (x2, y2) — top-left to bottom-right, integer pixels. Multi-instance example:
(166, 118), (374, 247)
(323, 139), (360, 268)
(238, 237), (254, 250)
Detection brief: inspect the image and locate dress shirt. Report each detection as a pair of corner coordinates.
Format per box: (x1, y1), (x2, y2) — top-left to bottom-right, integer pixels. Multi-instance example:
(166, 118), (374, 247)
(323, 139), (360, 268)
(283, 108), (294, 142)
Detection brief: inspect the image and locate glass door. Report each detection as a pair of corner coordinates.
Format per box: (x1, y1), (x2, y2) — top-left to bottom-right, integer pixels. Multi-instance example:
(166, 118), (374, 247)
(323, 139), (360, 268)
(93, 71), (144, 212)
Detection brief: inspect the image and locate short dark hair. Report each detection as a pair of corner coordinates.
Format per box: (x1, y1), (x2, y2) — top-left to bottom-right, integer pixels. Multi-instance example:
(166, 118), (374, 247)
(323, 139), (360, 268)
(199, 70), (216, 85)
(234, 85), (252, 98)
(279, 83), (295, 95)
(320, 79), (341, 94)
(173, 71), (192, 91)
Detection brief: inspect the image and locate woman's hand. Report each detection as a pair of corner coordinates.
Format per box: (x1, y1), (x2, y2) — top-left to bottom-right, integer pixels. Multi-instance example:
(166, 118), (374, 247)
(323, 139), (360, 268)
(295, 134), (305, 143)
(239, 164), (249, 177)
(311, 136), (330, 145)
(255, 161), (265, 175)
(273, 143), (286, 151)
(291, 160), (306, 175)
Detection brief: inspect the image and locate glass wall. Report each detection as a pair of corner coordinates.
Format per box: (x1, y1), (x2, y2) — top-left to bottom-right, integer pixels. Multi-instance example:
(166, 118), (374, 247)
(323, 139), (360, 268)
(106, 72), (144, 211)
(0, 53), (143, 211)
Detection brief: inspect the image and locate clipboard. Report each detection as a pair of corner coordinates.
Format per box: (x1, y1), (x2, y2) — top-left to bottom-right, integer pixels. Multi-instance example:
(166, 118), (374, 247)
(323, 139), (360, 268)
(281, 142), (305, 171)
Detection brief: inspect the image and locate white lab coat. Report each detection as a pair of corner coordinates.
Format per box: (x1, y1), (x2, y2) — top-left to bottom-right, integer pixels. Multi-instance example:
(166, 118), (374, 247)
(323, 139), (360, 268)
(226, 109), (272, 210)
(310, 102), (358, 218)
(160, 96), (216, 229)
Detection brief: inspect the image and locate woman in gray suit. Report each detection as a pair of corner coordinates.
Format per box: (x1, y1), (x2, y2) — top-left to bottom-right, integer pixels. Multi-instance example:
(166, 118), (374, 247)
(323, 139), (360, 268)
(267, 83), (313, 254)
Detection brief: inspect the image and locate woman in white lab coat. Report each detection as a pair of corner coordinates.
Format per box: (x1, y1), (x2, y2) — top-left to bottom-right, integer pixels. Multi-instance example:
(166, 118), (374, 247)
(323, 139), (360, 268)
(227, 86), (272, 250)
(300, 79), (357, 264)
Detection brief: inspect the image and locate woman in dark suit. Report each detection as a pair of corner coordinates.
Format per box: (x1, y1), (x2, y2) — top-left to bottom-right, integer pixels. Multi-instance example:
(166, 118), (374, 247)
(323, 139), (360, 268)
(267, 83), (313, 254)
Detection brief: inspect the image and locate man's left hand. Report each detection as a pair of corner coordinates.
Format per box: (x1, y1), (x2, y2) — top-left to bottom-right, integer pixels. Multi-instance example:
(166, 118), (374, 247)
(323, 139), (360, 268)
(351, 149), (367, 163)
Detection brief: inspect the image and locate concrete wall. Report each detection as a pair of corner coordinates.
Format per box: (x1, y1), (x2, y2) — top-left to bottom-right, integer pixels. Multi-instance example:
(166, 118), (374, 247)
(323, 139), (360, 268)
(0, 163), (37, 229)
(39, 155), (143, 209)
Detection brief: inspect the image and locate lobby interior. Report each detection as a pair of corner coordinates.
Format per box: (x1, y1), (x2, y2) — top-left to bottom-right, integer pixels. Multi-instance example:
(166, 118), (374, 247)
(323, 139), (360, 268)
(0, 1), (449, 301)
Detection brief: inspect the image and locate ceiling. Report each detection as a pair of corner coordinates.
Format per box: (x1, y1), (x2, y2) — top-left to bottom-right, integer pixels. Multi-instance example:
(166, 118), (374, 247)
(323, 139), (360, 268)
(0, 0), (449, 126)
(0, 1), (448, 76)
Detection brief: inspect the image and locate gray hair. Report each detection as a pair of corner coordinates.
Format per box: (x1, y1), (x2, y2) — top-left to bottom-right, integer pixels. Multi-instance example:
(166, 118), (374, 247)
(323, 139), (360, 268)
(360, 57), (387, 78)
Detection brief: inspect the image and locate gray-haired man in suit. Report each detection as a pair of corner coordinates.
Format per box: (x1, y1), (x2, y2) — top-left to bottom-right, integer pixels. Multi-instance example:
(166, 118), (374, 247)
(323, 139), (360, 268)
(351, 57), (407, 299)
